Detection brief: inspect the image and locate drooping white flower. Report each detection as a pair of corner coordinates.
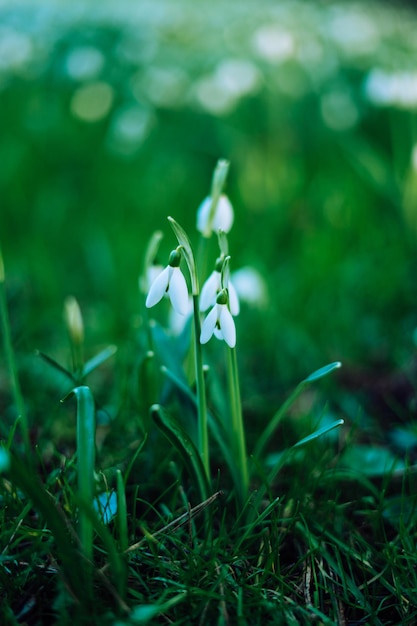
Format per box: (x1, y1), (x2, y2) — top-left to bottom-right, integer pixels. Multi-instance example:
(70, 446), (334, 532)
(231, 266), (268, 308)
(145, 249), (189, 315)
(200, 269), (239, 316)
(196, 194), (234, 237)
(200, 290), (236, 348)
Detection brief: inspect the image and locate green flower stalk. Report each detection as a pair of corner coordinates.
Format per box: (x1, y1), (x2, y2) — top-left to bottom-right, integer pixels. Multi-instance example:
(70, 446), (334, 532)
(226, 343), (248, 506)
(199, 261), (248, 504)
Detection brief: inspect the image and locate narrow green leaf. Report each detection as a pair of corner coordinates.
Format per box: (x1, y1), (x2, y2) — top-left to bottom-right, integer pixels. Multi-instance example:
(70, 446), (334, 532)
(293, 419), (344, 448)
(123, 434), (147, 486)
(35, 350), (76, 382)
(303, 361), (342, 383)
(62, 386), (96, 565)
(254, 362), (342, 459)
(254, 383), (305, 460)
(116, 469), (128, 553)
(151, 404), (209, 502)
(235, 496), (280, 551)
(128, 591), (187, 624)
(82, 344), (117, 377)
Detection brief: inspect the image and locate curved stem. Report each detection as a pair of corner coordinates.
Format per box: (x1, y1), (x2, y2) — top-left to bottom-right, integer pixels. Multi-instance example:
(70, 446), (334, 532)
(227, 346), (248, 506)
(193, 295), (209, 478)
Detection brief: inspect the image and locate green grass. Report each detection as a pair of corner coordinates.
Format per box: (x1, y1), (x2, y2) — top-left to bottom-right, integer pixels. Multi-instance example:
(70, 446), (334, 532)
(2, 0), (417, 624)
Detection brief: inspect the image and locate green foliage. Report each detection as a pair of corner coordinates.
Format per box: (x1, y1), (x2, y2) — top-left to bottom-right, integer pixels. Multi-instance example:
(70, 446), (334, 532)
(1, 1), (417, 624)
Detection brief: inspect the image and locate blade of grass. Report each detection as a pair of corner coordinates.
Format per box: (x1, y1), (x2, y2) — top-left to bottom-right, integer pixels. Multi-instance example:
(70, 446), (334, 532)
(128, 590), (187, 623)
(82, 344), (117, 378)
(116, 468), (128, 598)
(35, 350), (76, 382)
(6, 453), (86, 601)
(254, 362), (342, 459)
(62, 386), (96, 566)
(293, 419), (344, 448)
(0, 248), (31, 458)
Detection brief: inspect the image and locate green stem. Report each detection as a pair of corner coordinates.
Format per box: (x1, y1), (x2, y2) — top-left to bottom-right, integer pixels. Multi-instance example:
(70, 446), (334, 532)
(66, 386), (96, 563)
(116, 468), (128, 599)
(116, 469), (128, 553)
(226, 346), (248, 506)
(0, 250), (31, 458)
(193, 294), (209, 478)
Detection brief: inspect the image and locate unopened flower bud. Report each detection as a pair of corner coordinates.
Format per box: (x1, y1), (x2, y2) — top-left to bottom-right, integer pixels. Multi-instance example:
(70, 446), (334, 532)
(64, 296), (84, 345)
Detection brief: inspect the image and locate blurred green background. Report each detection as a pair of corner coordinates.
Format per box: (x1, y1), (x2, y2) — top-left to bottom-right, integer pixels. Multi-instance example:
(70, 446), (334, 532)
(2, 0), (417, 416)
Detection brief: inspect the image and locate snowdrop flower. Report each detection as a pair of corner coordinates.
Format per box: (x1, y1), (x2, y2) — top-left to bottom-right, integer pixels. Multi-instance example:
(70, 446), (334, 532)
(231, 266), (268, 308)
(145, 248), (189, 315)
(197, 194), (234, 237)
(200, 289), (236, 348)
(200, 259), (240, 316)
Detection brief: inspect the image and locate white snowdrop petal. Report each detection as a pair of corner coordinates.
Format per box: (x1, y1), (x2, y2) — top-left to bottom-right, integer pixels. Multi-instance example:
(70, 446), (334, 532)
(232, 266), (267, 306)
(169, 297), (192, 334)
(169, 267), (189, 315)
(200, 305), (218, 343)
(212, 194), (234, 233)
(145, 266), (170, 308)
(228, 280), (240, 316)
(197, 194), (234, 236)
(196, 196), (211, 233)
(199, 271), (220, 311)
(219, 304), (236, 348)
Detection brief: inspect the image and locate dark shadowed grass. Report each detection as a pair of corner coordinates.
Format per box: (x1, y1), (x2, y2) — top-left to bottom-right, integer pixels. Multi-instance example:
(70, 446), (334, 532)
(2, 215), (417, 623)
